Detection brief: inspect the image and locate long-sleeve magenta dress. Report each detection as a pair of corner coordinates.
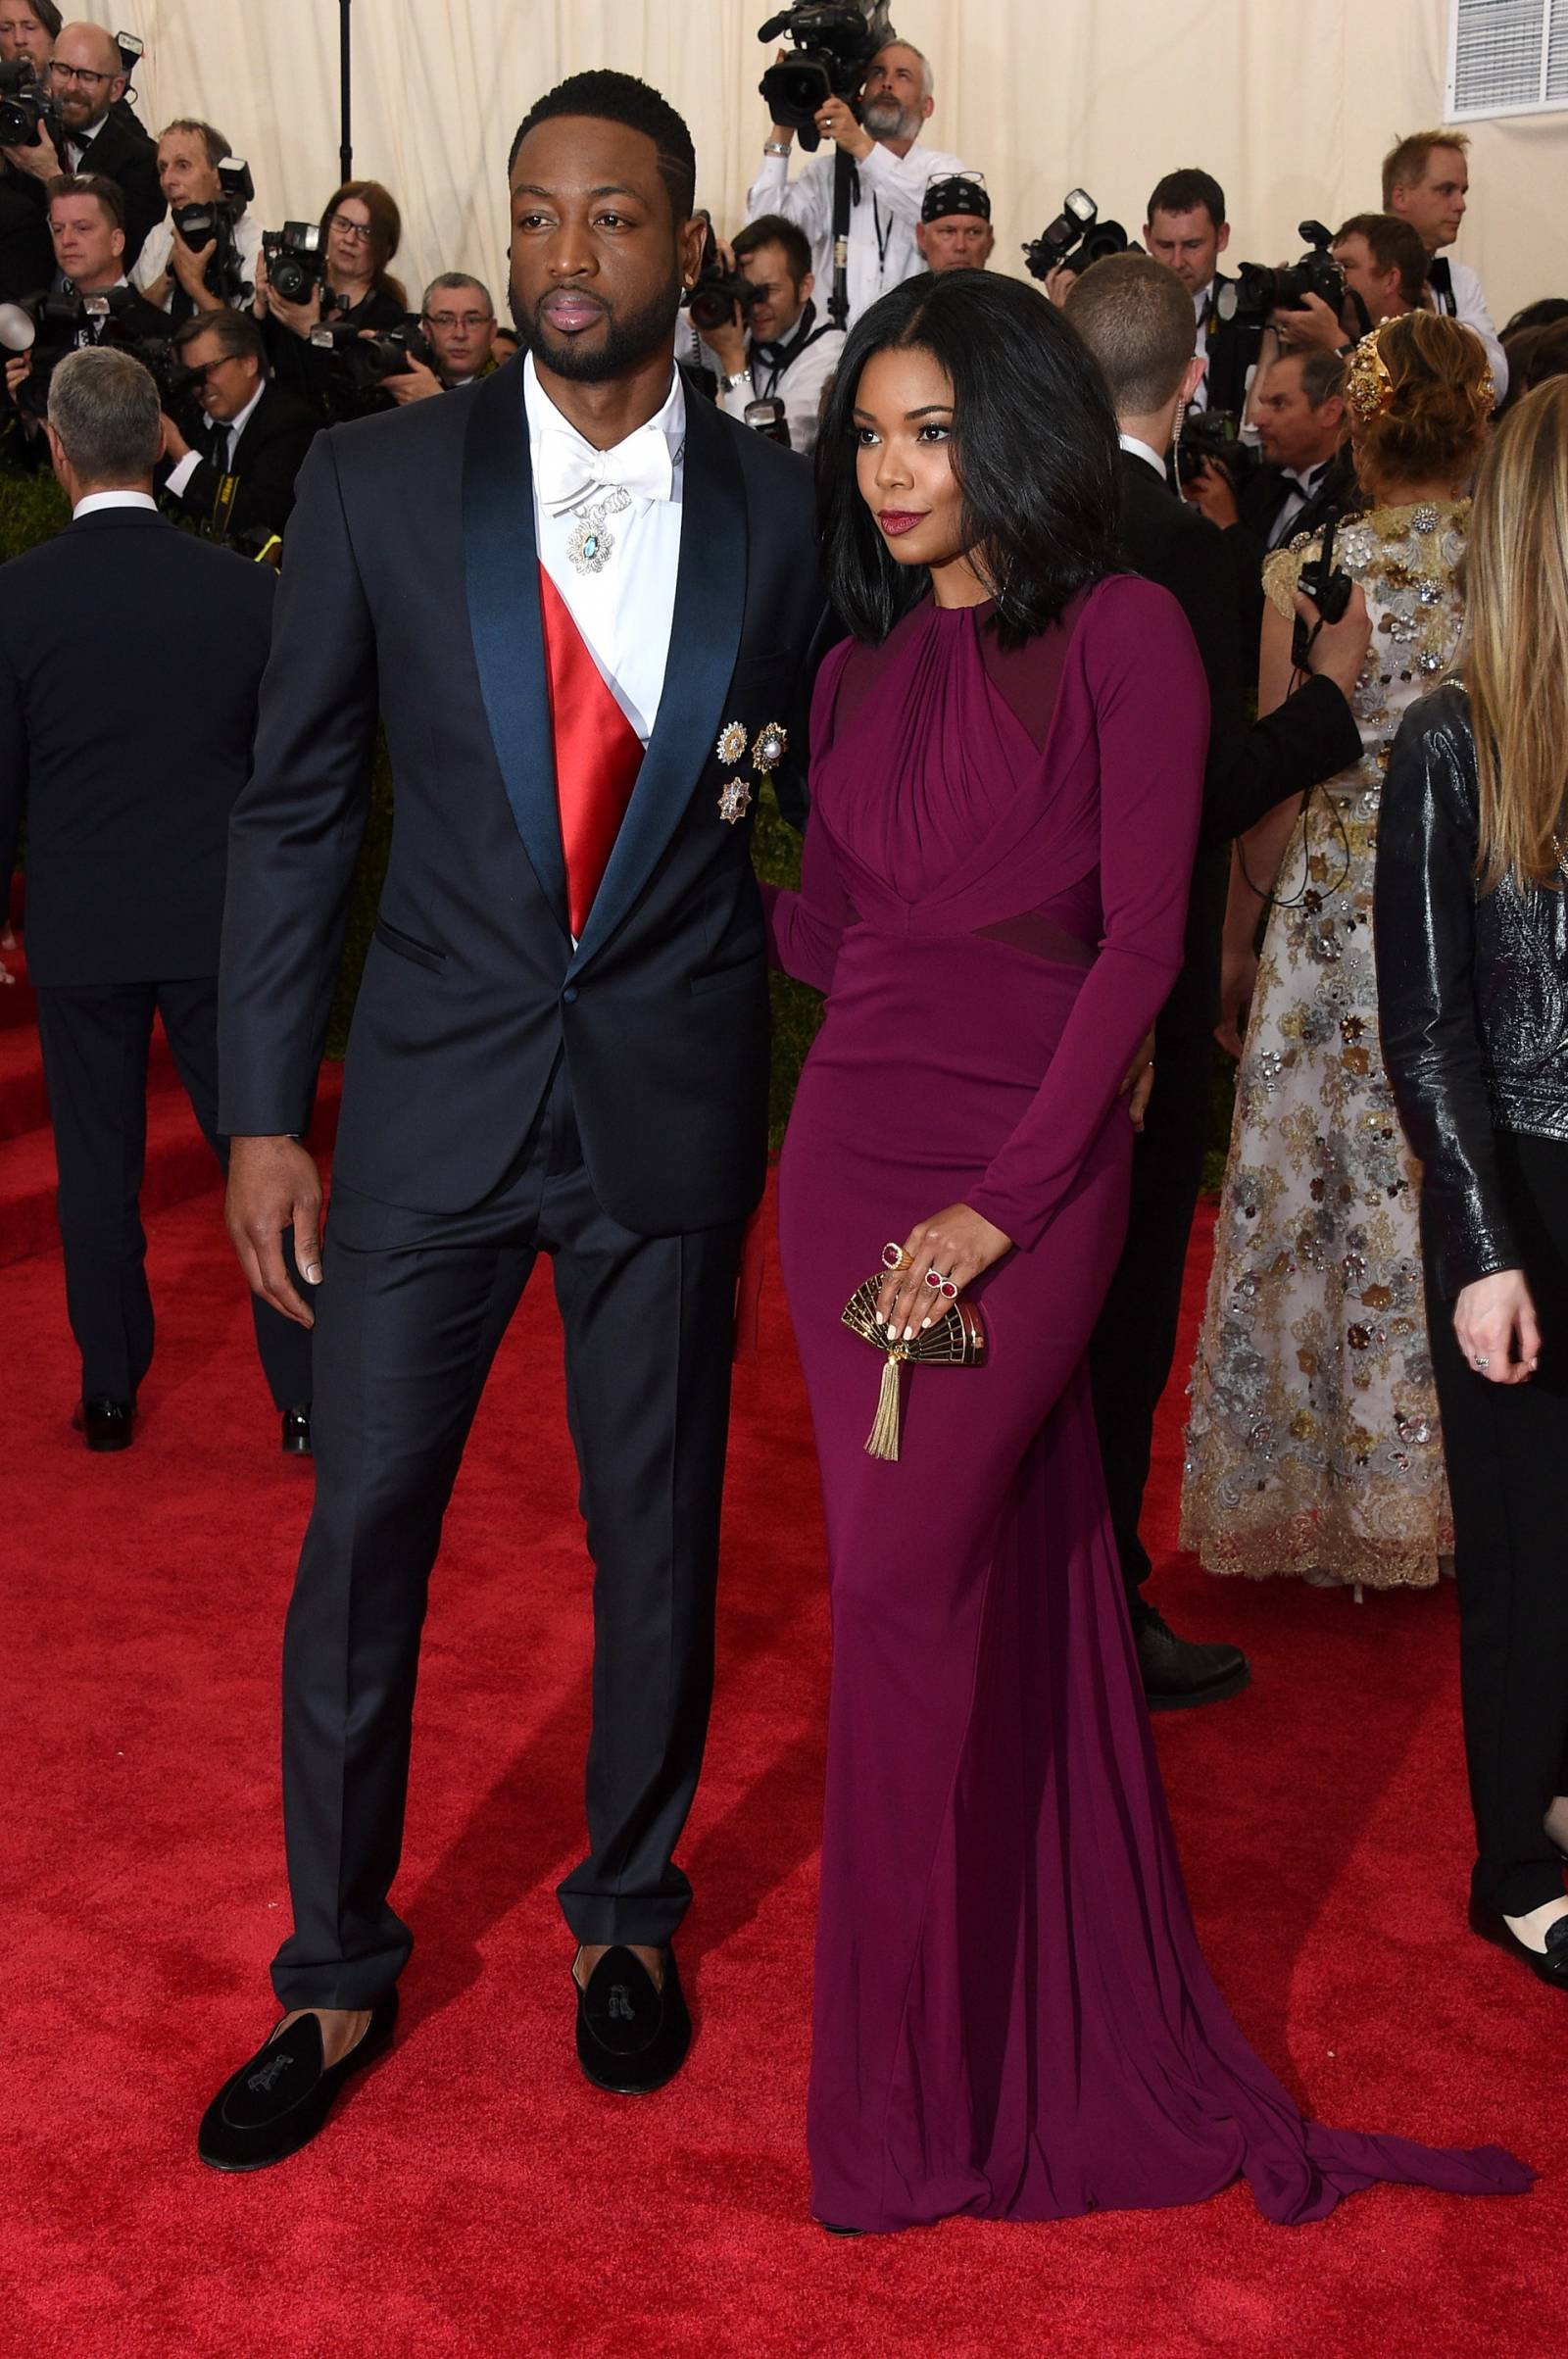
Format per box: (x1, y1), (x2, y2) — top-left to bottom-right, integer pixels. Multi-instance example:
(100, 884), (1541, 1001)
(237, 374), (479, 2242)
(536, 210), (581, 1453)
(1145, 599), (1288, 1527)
(762, 578), (1530, 2235)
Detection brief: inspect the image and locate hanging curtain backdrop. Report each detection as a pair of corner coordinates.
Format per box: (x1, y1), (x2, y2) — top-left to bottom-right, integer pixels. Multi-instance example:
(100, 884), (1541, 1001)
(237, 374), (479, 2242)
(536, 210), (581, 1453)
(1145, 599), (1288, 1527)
(84, 3), (1565, 325)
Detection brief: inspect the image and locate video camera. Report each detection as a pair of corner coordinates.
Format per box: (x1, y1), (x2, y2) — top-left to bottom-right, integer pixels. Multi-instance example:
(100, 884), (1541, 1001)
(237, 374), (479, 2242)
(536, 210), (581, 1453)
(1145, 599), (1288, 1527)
(682, 217), (768, 336)
(262, 221), (326, 306)
(0, 58), (64, 150)
(1022, 190), (1135, 282)
(172, 157), (256, 307)
(309, 315), (435, 418)
(757, 0), (893, 150)
(1221, 221), (1345, 326)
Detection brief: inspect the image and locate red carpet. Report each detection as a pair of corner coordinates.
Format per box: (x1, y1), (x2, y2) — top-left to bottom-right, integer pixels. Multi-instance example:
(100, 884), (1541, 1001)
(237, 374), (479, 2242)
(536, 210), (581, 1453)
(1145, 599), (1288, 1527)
(5, 1100), (1562, 2350)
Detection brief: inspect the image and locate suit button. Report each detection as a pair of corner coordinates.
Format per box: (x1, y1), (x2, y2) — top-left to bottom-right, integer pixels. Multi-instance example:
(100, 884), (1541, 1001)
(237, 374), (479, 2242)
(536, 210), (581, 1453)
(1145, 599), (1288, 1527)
(563, 985), (578, 1004)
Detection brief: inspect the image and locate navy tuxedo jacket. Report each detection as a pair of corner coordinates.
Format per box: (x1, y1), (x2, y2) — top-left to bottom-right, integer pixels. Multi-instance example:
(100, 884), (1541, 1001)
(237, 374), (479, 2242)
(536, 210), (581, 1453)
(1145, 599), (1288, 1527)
(218, 363), (829, 1235)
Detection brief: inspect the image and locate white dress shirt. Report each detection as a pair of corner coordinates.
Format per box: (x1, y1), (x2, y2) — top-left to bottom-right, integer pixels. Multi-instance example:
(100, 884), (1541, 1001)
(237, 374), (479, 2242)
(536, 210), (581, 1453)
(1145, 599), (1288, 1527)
(1188, 279), (1216, 412)
(745, 136), (967, 326)
(1118, 430), (1168, 480)
(523, 351), (684, 747)
(717, 308), (845, 456)
(164, 374), (267, 503)
(73, 489), (158, 520)
(1430, 255), (1508, 402)
(133, 210), (264, 311)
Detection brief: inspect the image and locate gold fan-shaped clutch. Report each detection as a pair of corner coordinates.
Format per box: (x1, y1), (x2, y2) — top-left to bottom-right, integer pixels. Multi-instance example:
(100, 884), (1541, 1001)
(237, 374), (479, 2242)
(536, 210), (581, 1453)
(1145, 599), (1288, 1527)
(841, 1277), (987, 1461)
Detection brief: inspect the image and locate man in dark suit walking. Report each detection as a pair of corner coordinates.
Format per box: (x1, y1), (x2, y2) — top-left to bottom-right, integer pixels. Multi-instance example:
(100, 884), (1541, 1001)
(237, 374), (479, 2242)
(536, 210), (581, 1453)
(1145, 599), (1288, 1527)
(198, 72), (827, 2171)
(0, 346), (313, 1451)
(1063, 256), (1370, 1709)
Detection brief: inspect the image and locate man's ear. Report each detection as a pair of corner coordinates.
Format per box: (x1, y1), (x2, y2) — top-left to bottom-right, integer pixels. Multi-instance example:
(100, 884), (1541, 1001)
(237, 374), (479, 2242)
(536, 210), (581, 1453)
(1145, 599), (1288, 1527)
(914, 222), (930, 261)
(1181, 352), (1207, 405)
(919, 92), (934, 123)
(1216, 221), (1231, 258)
(111, 226), (125, 263)
(799, 269), (814, 303)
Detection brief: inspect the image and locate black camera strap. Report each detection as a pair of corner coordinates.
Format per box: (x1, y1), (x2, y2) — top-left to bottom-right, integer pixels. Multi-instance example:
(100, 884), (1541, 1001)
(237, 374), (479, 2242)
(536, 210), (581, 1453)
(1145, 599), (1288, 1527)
(752, 299), (836, 397)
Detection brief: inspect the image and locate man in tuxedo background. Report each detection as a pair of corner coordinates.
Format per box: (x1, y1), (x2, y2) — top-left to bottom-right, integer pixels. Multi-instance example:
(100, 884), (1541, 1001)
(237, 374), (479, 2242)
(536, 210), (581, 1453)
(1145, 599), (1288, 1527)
(1144, 167), (1252, 420)
(0, 347), (313, 1452)
(199, 69), (827, 2171)
(158, 308), (318, 547)
(1063, 253), (1370, 1708)
(0, 20), (162, 270)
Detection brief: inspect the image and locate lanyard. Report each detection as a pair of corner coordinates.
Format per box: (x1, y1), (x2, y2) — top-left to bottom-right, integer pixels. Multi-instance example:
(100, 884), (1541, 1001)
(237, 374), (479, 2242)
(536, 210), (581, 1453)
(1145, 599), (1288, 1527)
(871, 193), (895, 283)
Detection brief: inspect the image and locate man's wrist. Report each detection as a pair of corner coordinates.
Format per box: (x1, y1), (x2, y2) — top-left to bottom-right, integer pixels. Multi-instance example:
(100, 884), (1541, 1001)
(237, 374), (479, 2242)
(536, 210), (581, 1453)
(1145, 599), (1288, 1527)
(764, 131), (793, 154)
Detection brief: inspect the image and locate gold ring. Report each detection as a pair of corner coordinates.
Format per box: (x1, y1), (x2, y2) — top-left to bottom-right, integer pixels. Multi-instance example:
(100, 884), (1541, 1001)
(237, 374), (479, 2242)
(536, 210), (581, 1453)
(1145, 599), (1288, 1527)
(882, 1242), (912, 1272)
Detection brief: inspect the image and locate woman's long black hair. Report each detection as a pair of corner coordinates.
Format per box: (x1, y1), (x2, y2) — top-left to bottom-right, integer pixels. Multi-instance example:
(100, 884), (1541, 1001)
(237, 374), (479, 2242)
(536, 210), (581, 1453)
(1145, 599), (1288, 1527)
(815, 269), (1120, 649)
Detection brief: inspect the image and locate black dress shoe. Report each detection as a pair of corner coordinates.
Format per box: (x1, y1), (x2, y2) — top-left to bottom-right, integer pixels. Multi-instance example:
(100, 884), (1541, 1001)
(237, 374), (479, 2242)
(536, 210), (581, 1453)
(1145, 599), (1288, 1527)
(280, 1403), (313, 1456)
(73, 1397), (135, 1452)
(573, 1944), (691, 2094)
(1468, 1897), (1568, 1990)
(1134, 1606), (1250, 1712)
(197, 1992), (398, 2172)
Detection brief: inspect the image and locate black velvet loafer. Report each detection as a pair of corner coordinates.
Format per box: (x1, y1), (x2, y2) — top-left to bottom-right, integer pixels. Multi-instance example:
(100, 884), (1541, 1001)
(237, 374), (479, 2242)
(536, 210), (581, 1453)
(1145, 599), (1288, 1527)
(280, 1404), (313, 1456)
(1134, 1606), (1250, 1713)
(1468, 1898), (1568, 1990)
(573, 1944), (690, 2094)
(73, 1397), (135, 1452)
(197, 1991), (398, 2171)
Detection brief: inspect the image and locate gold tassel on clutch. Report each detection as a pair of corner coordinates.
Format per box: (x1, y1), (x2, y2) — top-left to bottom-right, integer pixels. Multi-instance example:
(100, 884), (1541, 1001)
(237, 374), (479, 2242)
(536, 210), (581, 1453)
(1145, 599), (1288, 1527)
(841, 1279), (987, 1462)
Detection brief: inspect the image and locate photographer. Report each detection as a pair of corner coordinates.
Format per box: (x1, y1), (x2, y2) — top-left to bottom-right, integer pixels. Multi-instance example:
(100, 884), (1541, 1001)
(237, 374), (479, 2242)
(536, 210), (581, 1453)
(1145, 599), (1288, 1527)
(914, 171), (994, 272)
(0, 20), (160, 269)
(745, 38), (965, 324)
(1187, 347), (1353, 547)
(0, 0), (57, 67)
(379, 272), (500, 404)
(255, 177), (407, 417)
(1263, 213), (1428, 360)
(698, 214), (841, 455)
(1384, 128), (1506, 398)
(158, 308), (318, 545)
(3, 174), (167, 444)
(1063, 251), (1368, 1709)
(1144, 167), (1250, 418)
(135, 120), (261, 319)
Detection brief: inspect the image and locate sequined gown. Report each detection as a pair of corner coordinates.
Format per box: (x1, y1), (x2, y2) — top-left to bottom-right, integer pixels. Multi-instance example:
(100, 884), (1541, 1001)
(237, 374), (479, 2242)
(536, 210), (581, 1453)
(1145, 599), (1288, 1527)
(762, 574), (1526, 2233)
(1181, 501), (1468, 1588)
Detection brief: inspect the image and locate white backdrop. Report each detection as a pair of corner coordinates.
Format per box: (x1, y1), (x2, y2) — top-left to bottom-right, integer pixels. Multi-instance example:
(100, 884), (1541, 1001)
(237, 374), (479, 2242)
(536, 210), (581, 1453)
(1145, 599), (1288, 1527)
(74, 1), (1568, 321)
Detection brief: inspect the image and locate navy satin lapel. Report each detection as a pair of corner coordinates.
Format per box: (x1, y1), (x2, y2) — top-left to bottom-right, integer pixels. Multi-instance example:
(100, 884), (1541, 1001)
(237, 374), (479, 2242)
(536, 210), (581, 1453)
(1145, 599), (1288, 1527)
(569, 393), (747, 973)
(462, 365), (568, 933)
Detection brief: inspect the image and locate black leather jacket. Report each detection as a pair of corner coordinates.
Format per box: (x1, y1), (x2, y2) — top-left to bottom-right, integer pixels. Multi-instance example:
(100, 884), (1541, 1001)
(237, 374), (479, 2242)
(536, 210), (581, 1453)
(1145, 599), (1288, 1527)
(1375, 680), (1568, 1300)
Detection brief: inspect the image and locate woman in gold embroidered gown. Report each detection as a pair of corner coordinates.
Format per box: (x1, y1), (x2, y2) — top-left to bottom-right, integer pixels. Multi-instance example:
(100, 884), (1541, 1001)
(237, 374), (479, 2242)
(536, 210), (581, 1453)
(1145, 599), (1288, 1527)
(1181, 315), (1496, 1591)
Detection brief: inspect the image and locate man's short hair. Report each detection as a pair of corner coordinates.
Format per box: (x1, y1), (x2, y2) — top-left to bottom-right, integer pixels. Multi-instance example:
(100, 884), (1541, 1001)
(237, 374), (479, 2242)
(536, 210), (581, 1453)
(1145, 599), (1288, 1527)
(172, 307), (267, 368)
(421, 270), (495, 316)
(24, 0), (64, 33)
(47, 345), (160, 480)
(1381, 128), (1469, 209)
(1295, 347), (1348, 408)
(874, 39), (933, 102)
(732, 214), (812, 286)
(1333, 211), (1429, 308)
(1146, 168), (1226, 230)
(46, 170), (123, 232)
(1064, 250), (1196, 415)
(158, 118), (230, 171)
(508, 70), (696, 222)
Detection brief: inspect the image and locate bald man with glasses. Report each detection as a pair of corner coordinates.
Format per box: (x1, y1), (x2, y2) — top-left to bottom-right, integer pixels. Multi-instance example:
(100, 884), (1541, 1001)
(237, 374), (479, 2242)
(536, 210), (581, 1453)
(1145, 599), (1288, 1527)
(0, 20), (161, 268)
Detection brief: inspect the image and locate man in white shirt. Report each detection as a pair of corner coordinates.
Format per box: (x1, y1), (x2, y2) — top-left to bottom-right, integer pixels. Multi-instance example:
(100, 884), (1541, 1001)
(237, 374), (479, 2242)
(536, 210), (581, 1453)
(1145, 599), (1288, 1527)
(699, 213), (842, 456)
(1383, 127), (1507, 399)
(134, 119), (261, 319)
(1143, 167), (1250, 419)
(745, 39), (966, 326)
(383, 272), (502, 405)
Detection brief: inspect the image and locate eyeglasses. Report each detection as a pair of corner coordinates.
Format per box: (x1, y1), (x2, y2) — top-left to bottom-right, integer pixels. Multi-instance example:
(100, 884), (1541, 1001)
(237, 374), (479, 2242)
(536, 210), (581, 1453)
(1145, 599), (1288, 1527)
(51, 61), (116, 86)
(330, 214), (374, 244)
(424, 313), (493, 331)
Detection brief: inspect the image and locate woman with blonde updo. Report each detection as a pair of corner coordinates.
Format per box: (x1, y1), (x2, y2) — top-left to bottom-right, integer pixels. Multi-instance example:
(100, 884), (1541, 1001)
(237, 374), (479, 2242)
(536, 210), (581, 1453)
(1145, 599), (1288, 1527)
(1182, 312), (1494, 1592)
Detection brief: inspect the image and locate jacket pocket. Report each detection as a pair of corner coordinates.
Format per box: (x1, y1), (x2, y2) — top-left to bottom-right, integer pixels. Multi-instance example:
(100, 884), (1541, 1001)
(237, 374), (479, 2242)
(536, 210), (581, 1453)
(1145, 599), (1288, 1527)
(373, 916), (448, 972)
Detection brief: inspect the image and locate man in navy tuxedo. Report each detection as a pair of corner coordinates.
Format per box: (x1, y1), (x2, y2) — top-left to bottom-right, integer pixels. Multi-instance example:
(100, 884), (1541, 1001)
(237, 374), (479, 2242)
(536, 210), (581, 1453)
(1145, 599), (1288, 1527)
(199, 71), (828, 2171)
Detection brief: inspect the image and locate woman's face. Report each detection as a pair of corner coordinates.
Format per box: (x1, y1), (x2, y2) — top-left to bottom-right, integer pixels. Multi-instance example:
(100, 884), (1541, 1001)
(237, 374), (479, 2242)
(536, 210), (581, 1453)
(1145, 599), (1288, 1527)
(852, 345), (969, 574)
(327, 197), (374, 282)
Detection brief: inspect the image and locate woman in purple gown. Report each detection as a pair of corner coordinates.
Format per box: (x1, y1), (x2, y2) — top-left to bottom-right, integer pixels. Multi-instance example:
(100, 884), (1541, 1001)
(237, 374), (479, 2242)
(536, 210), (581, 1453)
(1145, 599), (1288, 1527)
(761, 270), (1530, 2236)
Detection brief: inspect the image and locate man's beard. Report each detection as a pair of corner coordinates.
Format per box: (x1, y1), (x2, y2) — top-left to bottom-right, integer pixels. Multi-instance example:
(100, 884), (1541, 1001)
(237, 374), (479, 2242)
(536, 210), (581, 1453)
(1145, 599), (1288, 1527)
(512, 267), (682, 384)
(860, 93), (917, 142)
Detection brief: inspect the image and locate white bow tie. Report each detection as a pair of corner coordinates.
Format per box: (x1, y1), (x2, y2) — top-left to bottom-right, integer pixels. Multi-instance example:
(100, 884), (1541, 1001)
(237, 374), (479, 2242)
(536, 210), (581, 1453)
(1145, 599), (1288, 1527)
(535, 428), (675, 514)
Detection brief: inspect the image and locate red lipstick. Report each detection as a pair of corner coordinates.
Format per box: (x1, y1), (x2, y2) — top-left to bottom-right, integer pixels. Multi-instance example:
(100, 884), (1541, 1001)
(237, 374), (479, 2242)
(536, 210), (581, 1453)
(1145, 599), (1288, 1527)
(877, 510), (925, 537)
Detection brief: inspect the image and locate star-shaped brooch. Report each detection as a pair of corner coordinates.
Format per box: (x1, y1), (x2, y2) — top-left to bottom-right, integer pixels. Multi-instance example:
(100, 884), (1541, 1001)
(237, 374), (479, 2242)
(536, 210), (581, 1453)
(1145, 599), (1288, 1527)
(715, 719), (748, 765)
(718, 777), (753, 824)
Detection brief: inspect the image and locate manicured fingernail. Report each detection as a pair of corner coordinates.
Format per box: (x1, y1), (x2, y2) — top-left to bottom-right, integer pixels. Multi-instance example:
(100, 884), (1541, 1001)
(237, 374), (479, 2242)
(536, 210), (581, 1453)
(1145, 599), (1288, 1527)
(305, 1264), (322, 1283)
(903, 1324), (913, 1341)
(920, 1316), (932, 1329)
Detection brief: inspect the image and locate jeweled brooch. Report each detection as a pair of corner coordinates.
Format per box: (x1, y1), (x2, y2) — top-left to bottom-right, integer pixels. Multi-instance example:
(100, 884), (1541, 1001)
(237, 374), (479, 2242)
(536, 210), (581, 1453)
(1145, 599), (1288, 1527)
(715, 719), (748, 765)
(751, 720), (787, 772)
(718, 777), (753, 824)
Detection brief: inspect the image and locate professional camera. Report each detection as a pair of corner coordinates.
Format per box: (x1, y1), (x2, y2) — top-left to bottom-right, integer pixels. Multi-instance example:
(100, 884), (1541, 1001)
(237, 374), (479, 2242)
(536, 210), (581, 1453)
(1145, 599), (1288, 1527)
(262, 221), (326, 305)
(1222, 221), (1346, 325)
(1173, 405), (1257, 491)
(682, 218), (768, 335)
(0, 289), (179, 421)
(0, 58), (64, 149)
(172, 157), (256, 306)
(1022, 191), (1135, 281)
(744, 394), (790, 447)
(310, 315), (435, 418)
(757, 0), (892, 150)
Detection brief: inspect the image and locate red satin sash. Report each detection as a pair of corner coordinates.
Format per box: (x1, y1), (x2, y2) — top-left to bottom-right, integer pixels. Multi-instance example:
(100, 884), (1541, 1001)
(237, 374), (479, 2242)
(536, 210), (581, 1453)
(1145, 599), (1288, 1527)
(537, 563), (644, 939)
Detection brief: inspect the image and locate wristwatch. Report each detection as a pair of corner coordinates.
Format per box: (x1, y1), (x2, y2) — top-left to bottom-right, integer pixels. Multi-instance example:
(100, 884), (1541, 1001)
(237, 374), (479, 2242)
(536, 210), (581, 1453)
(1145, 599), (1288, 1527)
(763, 139), (791, 157)
(720, 369), (750, 393)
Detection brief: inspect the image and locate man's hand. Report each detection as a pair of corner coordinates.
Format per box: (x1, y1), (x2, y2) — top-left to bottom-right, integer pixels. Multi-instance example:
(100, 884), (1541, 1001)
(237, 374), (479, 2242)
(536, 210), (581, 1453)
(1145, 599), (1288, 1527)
(698, 317), (748, 378)
(266, 277), (324, 340)
(225, 1136), (324, 1328)
(875, 1204), (1013, 1335)
(1216, 944), (1257, 1057)
(1454, 1268), (1541, 1386)
(384, 353), (443, 404)
(5, 352), (30, 399)
(169, 225), (221, 311)
(1040, 262), (1076, 310)
(1297, 582), (1370, 699)
(159, 408), (191, 462)
(1271, 290), (1345, 352)
(813, 95), (872, 161)
(0, 918), (18, 986)
(1185, 458), (1240, 529)
(1, 126), (62, 182)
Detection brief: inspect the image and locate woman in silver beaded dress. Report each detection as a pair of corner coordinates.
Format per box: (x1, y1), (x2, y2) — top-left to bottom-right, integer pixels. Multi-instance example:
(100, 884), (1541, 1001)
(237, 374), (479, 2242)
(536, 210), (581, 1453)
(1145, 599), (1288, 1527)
(1181, 315), (1497, 1591)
